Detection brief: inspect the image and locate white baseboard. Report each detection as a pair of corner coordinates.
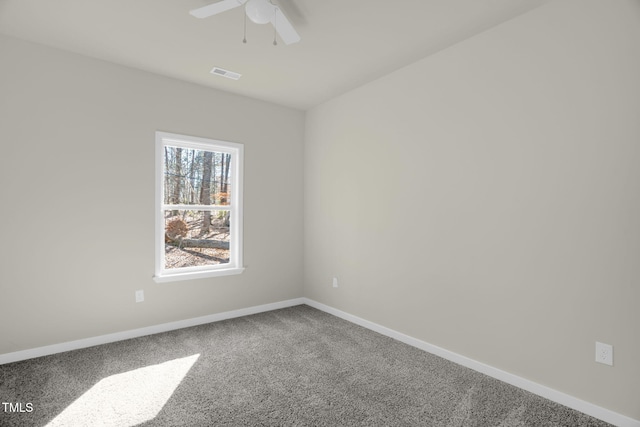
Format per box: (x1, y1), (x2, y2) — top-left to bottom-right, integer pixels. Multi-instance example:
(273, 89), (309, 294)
(1, 296), (637, 427)
(302, 298), (639, 427)
(0, 298), (305, 366)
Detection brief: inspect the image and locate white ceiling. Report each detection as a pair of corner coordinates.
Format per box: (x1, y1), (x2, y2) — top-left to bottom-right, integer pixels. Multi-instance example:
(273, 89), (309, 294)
(0, 0), (549, 110)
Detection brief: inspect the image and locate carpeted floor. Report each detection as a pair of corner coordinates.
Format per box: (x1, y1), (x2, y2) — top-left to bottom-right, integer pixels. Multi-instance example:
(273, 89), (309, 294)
(0, 305), (611, 426)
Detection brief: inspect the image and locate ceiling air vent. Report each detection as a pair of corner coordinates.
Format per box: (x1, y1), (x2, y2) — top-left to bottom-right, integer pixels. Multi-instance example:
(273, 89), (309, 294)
(210, 67), (241, 80)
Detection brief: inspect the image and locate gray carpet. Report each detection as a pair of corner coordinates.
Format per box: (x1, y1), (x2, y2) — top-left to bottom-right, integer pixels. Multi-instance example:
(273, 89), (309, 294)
(0, 305), (611, 426)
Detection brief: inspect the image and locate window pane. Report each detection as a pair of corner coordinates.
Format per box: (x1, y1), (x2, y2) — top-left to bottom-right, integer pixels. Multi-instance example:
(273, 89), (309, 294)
(164, 210), (230, 269)
(164, 146), (232, 206)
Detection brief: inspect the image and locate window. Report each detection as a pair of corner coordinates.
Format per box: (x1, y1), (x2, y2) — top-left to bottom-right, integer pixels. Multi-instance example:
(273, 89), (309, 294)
(154, 132), (244, 282)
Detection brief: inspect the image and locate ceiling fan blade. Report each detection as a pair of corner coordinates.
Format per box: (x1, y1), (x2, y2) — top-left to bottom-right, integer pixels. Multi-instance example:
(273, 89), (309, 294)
(189, 0), (245, 18)
(271, 7), (300, 45)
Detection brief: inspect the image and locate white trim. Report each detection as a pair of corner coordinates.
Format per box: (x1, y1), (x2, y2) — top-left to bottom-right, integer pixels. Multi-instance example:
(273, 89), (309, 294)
(301, 298), (640, 427)
(2, 297), (637, 427)
(0, 298), (304, 366)
(153, 266), (244, 283)
(155, 131), (244, 282)
(158, 132), (242, 154)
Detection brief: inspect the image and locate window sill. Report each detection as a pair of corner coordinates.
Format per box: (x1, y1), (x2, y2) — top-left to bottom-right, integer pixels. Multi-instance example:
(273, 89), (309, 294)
(153, 267), (245, 283)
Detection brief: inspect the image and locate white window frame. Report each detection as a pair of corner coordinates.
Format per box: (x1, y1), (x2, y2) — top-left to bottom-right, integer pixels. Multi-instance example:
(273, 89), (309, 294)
(154, 131), (244, 283)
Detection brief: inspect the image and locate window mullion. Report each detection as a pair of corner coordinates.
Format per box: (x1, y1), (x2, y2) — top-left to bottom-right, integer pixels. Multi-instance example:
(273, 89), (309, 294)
(162, 204), (231, 211)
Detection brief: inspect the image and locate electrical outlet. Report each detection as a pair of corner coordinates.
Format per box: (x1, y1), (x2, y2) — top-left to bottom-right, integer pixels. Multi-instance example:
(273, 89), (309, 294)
(332, 277), (338, 288)
(595, 342), (613, 366)
(135, 290), (144, 303)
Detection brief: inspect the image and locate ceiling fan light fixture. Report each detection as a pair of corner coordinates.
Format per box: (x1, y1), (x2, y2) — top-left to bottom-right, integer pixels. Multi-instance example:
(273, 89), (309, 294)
(245, 0), (274, 25)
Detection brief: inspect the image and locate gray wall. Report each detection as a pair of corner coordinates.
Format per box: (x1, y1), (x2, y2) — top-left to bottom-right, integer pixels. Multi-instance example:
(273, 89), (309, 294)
(0, 35), (305, 354)
(2, 0), (639, 421)
(304, 0), (639, 419)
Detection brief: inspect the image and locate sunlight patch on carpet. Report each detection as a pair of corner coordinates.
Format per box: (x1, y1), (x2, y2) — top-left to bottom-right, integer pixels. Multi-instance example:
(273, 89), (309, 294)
(46, 354), (199, 427)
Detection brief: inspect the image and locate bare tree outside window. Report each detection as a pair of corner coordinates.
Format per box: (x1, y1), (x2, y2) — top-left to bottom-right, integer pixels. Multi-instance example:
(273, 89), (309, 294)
(155, 132), (243, 283)
(162, 146), (233, 269)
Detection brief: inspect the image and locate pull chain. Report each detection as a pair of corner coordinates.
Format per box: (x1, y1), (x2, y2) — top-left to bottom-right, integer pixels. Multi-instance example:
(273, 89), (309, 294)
(243, 10), (247, 43)
(273, 8), (278, 46)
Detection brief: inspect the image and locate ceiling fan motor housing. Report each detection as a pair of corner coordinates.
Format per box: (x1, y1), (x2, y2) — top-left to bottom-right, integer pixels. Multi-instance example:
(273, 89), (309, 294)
(245, 0), (274, 24)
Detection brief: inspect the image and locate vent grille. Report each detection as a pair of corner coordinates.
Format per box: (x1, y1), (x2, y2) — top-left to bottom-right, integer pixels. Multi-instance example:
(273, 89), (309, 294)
(210, 67), (242, 80)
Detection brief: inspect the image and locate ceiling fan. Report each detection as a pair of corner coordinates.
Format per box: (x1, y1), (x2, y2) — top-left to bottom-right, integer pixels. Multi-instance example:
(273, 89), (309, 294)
(190, 0), (301, 45)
